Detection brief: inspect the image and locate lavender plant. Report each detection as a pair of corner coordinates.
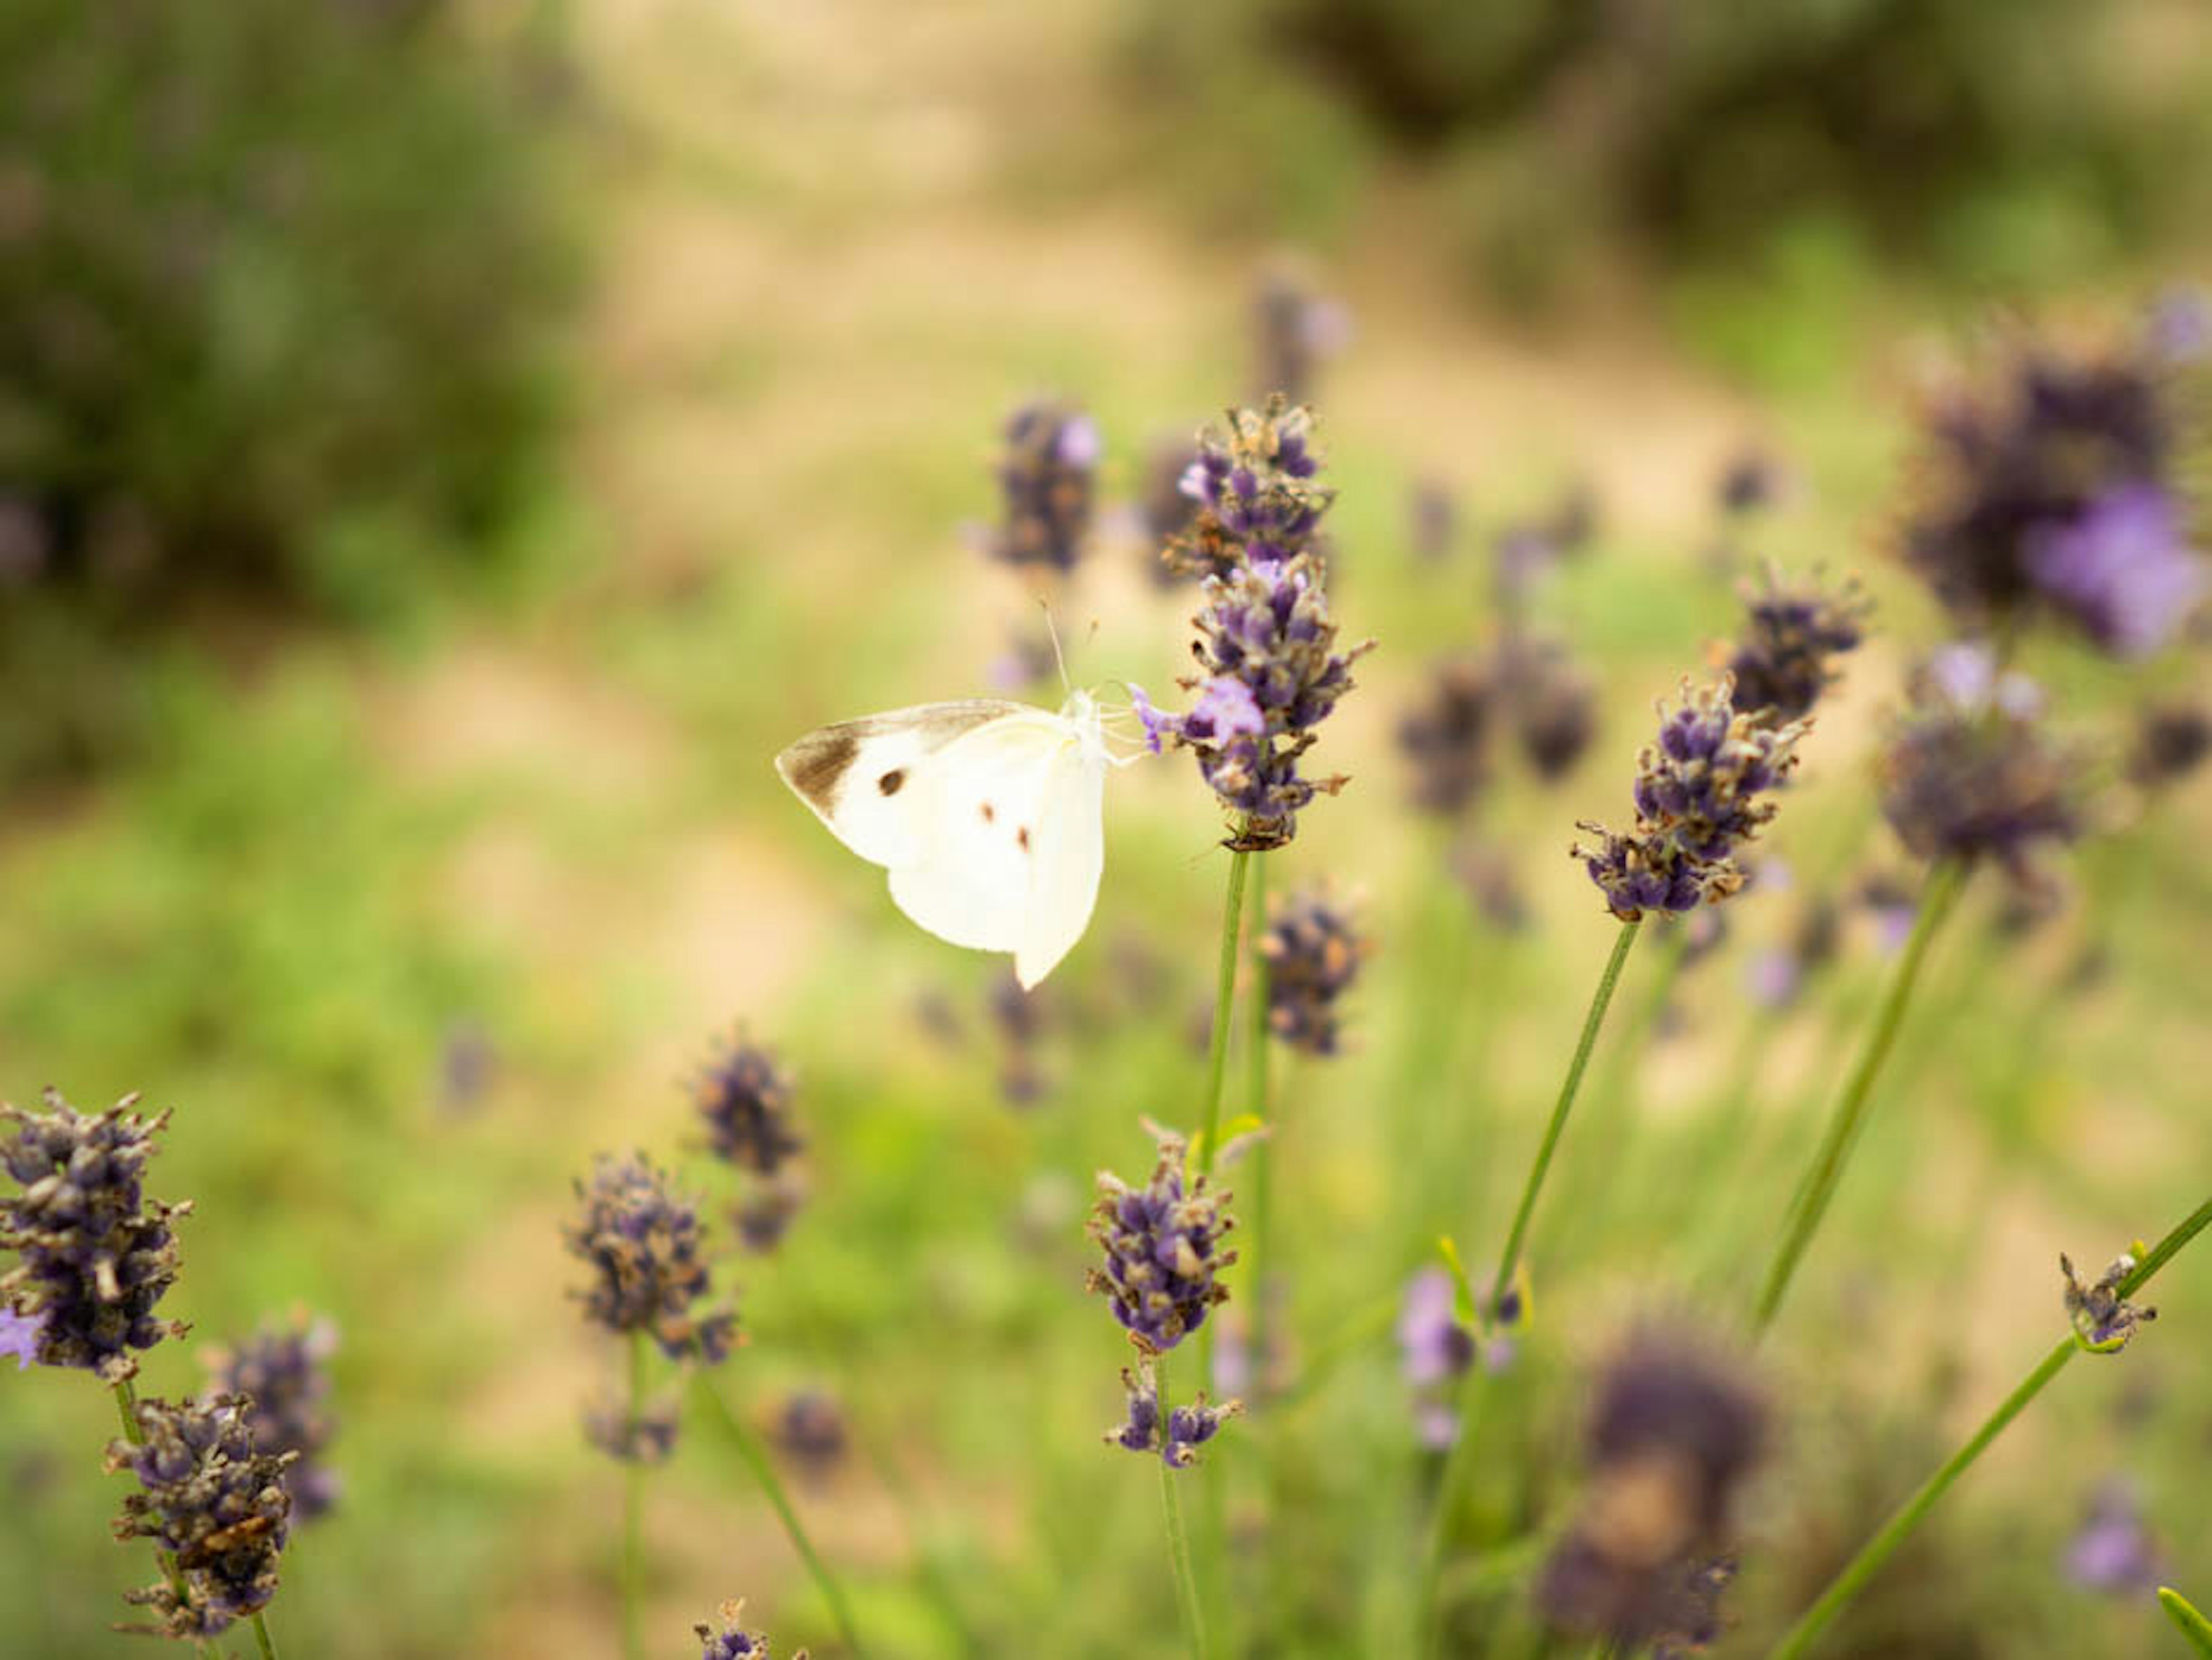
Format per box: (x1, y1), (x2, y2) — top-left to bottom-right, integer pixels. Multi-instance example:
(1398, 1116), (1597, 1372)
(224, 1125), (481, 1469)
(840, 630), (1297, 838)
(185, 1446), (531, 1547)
(983, 398), (1099, 574)
(200, 1314), (340, 1523)
(695, 1598), (807, 1660)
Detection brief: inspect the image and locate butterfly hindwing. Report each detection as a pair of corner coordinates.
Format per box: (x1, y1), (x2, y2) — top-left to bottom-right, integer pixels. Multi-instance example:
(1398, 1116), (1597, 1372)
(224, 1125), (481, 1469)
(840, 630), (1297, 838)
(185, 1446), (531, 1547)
(1014, 736), (1105, 988)
(774, 699), (1028, 869)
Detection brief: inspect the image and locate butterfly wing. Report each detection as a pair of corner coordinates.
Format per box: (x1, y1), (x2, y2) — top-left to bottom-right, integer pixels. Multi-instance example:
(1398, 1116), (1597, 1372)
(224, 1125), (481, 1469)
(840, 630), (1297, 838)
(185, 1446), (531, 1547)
(885, 709), (1072, 957)
(775, 699), (1029, 869)
(1013, 738), (1105, 989)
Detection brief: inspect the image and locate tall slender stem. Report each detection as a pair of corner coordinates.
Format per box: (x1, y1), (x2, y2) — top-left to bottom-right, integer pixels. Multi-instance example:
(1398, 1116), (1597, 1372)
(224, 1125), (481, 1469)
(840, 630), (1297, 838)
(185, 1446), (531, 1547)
(1198, 845), (1254, 1174)
(1246, 854), (1276, 1379)
(1154, 1358), (1211, 1660)
(251, 1612), (281, 1659)
(1753, 858), (1967, 1333)
(694, 1376), (868, 1657)
(1419, 917), (1644, 1657)
(622, 1331), (646, 1660)
(1772, 1194), (2212, 1657)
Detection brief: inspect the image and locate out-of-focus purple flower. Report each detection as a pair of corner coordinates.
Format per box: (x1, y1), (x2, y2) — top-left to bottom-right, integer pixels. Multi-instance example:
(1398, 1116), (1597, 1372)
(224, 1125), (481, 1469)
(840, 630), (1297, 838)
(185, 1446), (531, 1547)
(108, 1394), (291, 1639)
(1718, 449), (1782, 515)
(201, 1314), (340, 1523)
(584, 1393), (680, 1465)
(2146, 287), (2212, 365)
(1139, 436), (1203, 583)
(2065, 1480), (2164, 1593)
(1500, 636), (1599, 781)
(696, 1598), (804, 1660)
(0, 1306), (44, 1370)
(1494, 485), (1598, 618)
(1262, 887), (1369, 1057)
(1857, 875), (1919, 955)
(0, 1090), (190, 1383)
(1410, 479), (1457, 561)
(774, 1390), (849, 1479)
(1252, 263), (1347, 404)
(2129, 703), (2212, 789)
(1726, 564), (1871, 726)
(1451, 839), (1529, 933)
(1086, 1124), (1237, 1353)
(565, 1154), (738, 1364)
(1399, 656), (1493, 816)
(694, 1035), (802, 1177)
(732, 1172), (808, 1255)
(437, 1020), (497, 1115)
(984, 399), (1097, 573)
(2024, 484), (2205, 660)
(1398, 1268), (1476, 1390)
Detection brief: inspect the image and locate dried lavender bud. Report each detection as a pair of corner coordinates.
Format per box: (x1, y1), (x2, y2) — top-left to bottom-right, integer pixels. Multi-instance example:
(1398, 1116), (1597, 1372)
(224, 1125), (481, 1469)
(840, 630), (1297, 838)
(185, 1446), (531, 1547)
(695, 1598), (806, 1660)
(201, 1314), (340, 1523)
(1573, 675), (1804, 921)
(1880, 647), (2083, 885)
(0, 1090), (191, 1382)
(2062, 1253), (2157, 1353)
(694, 1035), (802, 1177)
(1261, 887), (1368, 1057)
(109, 1394), (291, 1639)
(773, 1390), (849, 1478)
(1085, 1124), (1237, 1353)
(1251, 263), (1346, 404)
(1101, 1359), (1241, 1469)
(584, 1391), (681, 1465)
(1537, 1331), (1764, 1648)
(986, 399), (1099, 573)
(1398, 657), (1493, 816)
(1142, 400), (1370, 848)
(1498, 636), (1598, 780)
(565, 1154), (738, 1364)
(1903, 345), (2201, 655)
(1726, 564), (1871, 725)
(2065, 1479), (2165, 1593)
(733, 1172), (807, 1256)
(2129, 702), (2212, 788)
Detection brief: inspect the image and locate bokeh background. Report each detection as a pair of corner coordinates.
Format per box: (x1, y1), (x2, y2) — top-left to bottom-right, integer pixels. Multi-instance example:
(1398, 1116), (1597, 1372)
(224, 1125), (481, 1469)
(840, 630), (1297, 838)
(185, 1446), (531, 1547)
(4, 1), (2211, 1655)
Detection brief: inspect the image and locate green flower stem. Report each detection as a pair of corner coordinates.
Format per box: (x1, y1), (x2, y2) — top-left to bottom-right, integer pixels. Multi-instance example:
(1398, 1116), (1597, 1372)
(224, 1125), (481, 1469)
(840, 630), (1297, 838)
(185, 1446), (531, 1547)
(251, 1612), (281, 1660)
(623, 1330), (646, 1660)
(1753, 857), (1968, 1334)
(1198, 844), (1255, 1174)
(1247, 852), (1277, 1379)
(1419, 917), (1645, 1657)
(112, 1377), (213, 1658)
(694, 1375), (868, 1657)
(1154, 1358), (1211, 1660)
(2160, 1587), (2212, 1656)
(1772, 1192), (2212, 1658)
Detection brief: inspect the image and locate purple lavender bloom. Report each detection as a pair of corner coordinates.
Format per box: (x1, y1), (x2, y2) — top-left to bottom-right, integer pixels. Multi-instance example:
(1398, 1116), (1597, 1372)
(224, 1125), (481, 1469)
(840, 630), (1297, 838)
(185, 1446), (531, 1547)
(565, 1154), (738, 1364)
(108, 1394), (292, 1639)
(986, 398), (1098, 573)
(1150, 400), (1370, 847)
(773, 1389), (849, 1479)
(2065, 1480), (2164, 1593)
(1262, 887), (1369, 1057)
(0, 1306), (44, 1370)
(1726, 564), (1871, 725)
(1102, 1359), (1241, 1469)
(1399, 656), (1493, 816)
(694, 1034), (802, 1177)
(201, 1314), (340, 1523)
(1499, 636), (1599, 781)
(0, 1090), (190, 1383)
(695, 1599), (804, 1660)
(2025, 484), (2205, 660)
(1085, 1124), (1237, 1352)
(1398, 1269), (1476, 1389)
(1251, 263), (1346, 404)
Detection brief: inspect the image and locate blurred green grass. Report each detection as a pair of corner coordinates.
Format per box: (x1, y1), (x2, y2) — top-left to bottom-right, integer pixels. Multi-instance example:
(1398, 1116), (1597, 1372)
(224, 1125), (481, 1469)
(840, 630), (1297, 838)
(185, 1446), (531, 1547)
(3, 3), (2211, 1657)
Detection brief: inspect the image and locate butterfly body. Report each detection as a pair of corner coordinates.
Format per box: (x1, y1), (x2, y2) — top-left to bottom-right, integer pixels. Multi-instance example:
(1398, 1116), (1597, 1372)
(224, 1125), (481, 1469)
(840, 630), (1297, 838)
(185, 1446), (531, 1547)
(776, 691), (1114, 988)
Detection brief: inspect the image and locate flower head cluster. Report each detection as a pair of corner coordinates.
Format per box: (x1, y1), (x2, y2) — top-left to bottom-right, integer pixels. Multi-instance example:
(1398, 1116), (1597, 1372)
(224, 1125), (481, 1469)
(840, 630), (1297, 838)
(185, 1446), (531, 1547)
(1494, 485), (1598, 617)
(1144, 401), (1369, 847)
(774, 1389), (849, 1478)
(1085, 1124), (1237, 1353)
(1398, 656), (1493, 815)
(564, 1154), (738, 1364)
(201, 1314), (340, 1522)
(0, 1090), (190, 1382)
(1103, 1359), (1242, 1469)
(109, 1394), (292, 1639)
(1904, 343), (2204, 657)
(1574, 676), (1806, 921)
(1498, 635), (1599, 780)
(1251, 263), (1347, 406)
(986, 398), (1099, 573)
(696, 1598), (806, 1660)
(1879, 646), (2084, 886)
(1262, 887), (1369, 1057)
(2130, 702), (2212, 789)
(2065, 1480), (2165, 1593)
(694, 1035), (802, 1177)
(1537, 1330), (1765, 1650)
(2062, 1252), (2157, 1353)
(1726, 564), (1871, 726)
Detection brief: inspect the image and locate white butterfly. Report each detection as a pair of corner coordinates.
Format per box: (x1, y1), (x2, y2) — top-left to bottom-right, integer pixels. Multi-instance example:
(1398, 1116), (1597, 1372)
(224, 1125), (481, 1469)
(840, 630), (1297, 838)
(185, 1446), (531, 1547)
(775, 690), (1127, 989)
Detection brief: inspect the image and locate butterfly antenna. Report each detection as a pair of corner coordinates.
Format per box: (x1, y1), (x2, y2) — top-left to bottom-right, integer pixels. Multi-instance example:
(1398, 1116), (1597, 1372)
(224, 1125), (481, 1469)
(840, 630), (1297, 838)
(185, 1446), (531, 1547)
(1037, 599), (1074, 697)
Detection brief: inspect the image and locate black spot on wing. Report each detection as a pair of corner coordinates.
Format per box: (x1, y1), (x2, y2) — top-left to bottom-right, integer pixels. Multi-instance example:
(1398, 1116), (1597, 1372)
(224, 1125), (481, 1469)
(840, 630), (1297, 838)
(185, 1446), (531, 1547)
(1017, 826), (1032, 852)
(878, 767), (907, 796)
(780, 728), (860, 808)
(980, 801), (995, 822)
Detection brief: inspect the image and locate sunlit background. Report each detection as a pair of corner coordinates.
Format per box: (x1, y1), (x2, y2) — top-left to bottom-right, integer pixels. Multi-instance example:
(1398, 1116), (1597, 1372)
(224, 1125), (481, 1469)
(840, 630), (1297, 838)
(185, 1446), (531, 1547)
(3, 2), (2210, 1655)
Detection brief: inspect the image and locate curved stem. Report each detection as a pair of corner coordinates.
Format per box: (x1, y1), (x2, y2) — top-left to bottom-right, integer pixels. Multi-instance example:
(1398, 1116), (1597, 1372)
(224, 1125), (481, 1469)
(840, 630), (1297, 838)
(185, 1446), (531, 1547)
(623, 1332), (646, 1660)
(694, 1376), (868, 1657)
(1154, 1358), (1211, 1660)
(1197, 845), (1254, 1174)
(1419, 917), (1643, 1657)
(1753, 858), (1967, 1333)
(1247, 854), (1276, 1377)
(251, 1612), (281, 1659)
(1772, 1193), (2212, 1657)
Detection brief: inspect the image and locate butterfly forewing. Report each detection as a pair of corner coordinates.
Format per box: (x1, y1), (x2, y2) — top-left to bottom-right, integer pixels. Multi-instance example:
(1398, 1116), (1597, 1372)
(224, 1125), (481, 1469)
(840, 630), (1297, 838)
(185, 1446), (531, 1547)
(774, 699), (1028, 869)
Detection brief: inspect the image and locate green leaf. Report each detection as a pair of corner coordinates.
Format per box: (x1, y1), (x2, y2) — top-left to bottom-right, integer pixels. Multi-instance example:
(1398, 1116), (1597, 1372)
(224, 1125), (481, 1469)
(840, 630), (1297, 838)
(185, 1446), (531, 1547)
(2160, 1587), (2212, 1657)
(1437, 1237), (1479, 1326)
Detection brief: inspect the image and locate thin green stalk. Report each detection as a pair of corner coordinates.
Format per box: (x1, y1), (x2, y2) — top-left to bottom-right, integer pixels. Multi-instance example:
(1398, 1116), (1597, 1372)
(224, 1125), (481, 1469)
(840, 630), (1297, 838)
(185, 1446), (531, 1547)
(1753, 857), (1968, 1333)
(251, 1612), (281, 1659)
(623, 1330), (646, 1660)
(1198, 845), (1255, 1174)
(1418, 917), (1644, 1656)
(1247, 852), (1276, 1379)
(694, 1376), (868, 1657)
(1155, 1358), (1211, 1660)
(1772, 1193), (2212, 1658)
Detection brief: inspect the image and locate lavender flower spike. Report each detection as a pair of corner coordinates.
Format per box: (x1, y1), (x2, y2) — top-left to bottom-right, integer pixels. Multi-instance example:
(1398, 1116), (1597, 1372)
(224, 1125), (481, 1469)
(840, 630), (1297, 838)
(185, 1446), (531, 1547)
(1086, 1123), (1238, 1352)
(565, 1154), (740, 1364)
(2025, 483), (2205, 660)
(1262, 886), (1370, 1057)
(986, 398), (1099, 573)
(202, 1313), (342, 1522)
(696, 1597), (808, 1660)
(694, 1033), (802, 1177)
(1103, 1358), (1243, 1469)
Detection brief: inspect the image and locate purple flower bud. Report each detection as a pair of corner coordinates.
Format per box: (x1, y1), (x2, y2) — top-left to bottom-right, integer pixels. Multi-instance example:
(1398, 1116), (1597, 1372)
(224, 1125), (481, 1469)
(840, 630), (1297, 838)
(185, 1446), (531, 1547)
(1261, 887), (1369, 1057)
(695, 1598), (804, 1660)
(565, 1154), (739, 1365)
(985, 399), (1098, 573)
(693, 1034), (802, 1177)
(108, 1394), (292, 1638)
(201, 1314), (341, 1523)
(1085, 1125), (1237, 1353)
(2024, 483), (2204, 660)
